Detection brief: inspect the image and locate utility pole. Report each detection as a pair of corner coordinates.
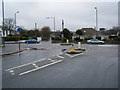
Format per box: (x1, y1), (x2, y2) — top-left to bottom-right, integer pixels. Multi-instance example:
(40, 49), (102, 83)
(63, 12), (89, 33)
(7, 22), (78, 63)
(35, 22), (37, 39)
(95, 7), (98, 37)
(2, 0), (5, 46)
(95, 7), (98, 31)
(61, 20), (64, 42)
(35, 22), (37, 30)
(53, 17), (55, 32)
(15, 11), (19, 34)
(62, 20), (64, 31)
(14, 11), (19, 43)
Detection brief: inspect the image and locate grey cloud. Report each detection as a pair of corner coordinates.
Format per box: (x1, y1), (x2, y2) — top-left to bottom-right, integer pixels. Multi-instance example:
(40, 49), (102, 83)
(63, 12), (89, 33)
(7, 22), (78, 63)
(0, 1), (118, 31)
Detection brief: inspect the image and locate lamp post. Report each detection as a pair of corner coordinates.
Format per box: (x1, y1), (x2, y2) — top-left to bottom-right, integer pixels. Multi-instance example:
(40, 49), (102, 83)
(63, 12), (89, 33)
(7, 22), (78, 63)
(35, 22), (37, 30)
(15, 11), (19, 34)
(34, 22), (37, 39)
(61, 20), (64, 42)
(2, 0), (5, 36)
(2, 0), (5, 46)
(46, 17), (55, 32)
(95, 7), (99, 38)
(62, 20), (64, 31)
(14, 11), (19, 43)
(95, 7), (98, 31)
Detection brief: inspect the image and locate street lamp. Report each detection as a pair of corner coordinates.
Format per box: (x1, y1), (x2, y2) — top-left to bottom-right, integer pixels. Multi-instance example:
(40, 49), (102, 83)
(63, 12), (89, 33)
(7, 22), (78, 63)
(62, 20), (64, 31)
(15, 11), (19, 34)
(46, 17), (55, 32)
(95, 7), (98, 31)
(2, 0), (5, 36)
(2, 0), (5, 46)
(14, 11), (19, 43)
(95, 7), (99, 37)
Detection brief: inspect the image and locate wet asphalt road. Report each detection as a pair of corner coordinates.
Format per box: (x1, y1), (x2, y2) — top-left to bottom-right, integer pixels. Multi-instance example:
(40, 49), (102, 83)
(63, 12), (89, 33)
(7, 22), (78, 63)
(2, 42), (118, 88)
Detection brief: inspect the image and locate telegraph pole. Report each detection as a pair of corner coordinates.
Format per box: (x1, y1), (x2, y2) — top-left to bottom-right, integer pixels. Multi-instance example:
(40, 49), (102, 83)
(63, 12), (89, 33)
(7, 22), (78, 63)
(35, 22), (37, 39)
(14, 11), (19, 34)
(62, 20), (64, 31)
(95, 7), (98, 31)
(61, 20), (64, 42)
(95, 7), (99, 38)
(2, 0), (5, 46)
(53, 17), (55, 32)
(35, 22), (37, 30)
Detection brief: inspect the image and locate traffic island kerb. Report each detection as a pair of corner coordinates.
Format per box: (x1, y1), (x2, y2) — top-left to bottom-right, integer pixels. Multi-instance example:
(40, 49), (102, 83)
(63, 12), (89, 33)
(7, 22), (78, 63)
(0, 48), (29, 56)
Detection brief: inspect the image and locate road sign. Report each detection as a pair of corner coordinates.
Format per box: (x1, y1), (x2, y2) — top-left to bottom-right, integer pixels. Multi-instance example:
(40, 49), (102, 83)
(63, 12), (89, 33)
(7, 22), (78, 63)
(17, 28), (21, 32)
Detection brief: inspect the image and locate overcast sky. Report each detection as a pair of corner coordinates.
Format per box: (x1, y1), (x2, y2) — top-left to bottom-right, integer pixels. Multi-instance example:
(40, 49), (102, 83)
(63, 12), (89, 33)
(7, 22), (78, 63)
(0, 0), (119, 31)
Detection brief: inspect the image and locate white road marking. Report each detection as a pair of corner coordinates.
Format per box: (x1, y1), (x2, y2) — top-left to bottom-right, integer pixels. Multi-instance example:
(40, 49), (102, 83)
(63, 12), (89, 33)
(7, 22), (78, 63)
(19, 60), (63, 76)
(10, 70), (14, 73)
(34, 65), (39, 68)
(70, 53), (83, 58)
(48, 58), (55, 62)
(32, 63), (36, 66)
(59, 53), (63, 55)
(57, 55), (64, 59)
(32, 63), (39, 68)
(65, 53), (83, 58)
(12, 73), (14, 75)
(9, 70), (14, 75)
(97, 45), (118, 47)
(6, 58), (46, 71)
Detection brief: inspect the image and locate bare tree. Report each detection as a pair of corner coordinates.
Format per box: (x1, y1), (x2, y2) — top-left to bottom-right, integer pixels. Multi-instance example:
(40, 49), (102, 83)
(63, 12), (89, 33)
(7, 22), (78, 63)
(41, 26), (51, 40)
(76, 29), (83, 38)
(4, 18), (15, 35)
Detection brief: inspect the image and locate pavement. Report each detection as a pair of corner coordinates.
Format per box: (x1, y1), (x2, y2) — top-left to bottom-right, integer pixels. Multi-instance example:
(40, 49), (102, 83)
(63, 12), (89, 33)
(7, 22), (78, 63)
(2, 42), (118, 88)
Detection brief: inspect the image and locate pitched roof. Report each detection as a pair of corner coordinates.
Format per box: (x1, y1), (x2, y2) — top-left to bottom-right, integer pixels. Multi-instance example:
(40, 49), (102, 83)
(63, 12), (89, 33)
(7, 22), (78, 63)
(80, 28), (97, 35)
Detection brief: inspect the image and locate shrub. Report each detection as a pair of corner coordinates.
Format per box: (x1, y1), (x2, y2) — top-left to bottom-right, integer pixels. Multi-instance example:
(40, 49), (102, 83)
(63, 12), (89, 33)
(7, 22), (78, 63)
(4, 36), (32, 41)
(51, 37), (61, 41)
(4, 36), (18, 41)
(84, 38), (93, 40)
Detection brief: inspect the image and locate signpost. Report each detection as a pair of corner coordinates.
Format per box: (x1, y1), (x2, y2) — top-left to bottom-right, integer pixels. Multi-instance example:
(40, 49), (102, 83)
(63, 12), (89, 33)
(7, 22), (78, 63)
(71, 43), (75, 52)
(78, 42), (81, 49)
(17, 27), (21, 51)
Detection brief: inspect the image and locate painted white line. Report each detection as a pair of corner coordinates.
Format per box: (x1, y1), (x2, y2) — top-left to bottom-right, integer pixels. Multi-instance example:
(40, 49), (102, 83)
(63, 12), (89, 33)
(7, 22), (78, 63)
(10, 70), (14, 73)
(57, 55), (64, 59)
(65, 54), (73, 57)
(48, 58), (55, 62)
(97, 45), (118, 47)
(12, 73), (14, 75)
(34, 65), (39, 68)
(32, 63), (39, 68)
(32, 63), (36, 66)
(6, 58), (46, 71)
(70, 53), (83, 58)
(20, 50), (28, 53)
(19, 60), (63, 76)
(9, 70), (14, 75)
(59, 53), (63, 55)
(27, 48), (30, 50)
(65, 53), (83, 58)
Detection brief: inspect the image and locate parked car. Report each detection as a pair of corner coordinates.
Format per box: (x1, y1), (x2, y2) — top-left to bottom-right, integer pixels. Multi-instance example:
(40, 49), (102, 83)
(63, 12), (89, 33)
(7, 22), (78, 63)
(25, 39), (40, 43)
(87, 39), (104, 44)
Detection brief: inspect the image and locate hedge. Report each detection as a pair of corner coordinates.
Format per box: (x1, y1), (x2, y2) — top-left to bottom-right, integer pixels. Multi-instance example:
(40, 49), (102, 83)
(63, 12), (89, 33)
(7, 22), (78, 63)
(3, 36), (32, 41)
